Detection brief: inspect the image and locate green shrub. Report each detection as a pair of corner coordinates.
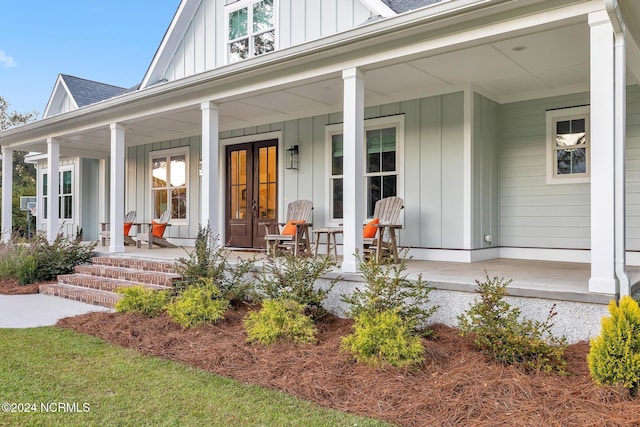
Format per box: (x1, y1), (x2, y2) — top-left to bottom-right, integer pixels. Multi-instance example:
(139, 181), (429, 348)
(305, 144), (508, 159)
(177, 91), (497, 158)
(177, 224), (256, 303)
(115, 286), (170, 317)
(255, 254), (339, 320)
(457, 273), (567, 373)
(166, 278), (229, 328)
(0, 234), (95, 285)
(588, 296), (640, 394)
(244, 299), (317, 346)
(0, 243), (28, 281)
(16, 254), (37, 286)
(341, 309), (425, 368)
(340, 251), (437, 333)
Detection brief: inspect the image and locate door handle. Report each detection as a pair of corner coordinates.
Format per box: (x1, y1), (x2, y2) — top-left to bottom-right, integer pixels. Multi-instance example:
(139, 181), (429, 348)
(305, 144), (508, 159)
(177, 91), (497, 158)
(251, 200), (257, 219)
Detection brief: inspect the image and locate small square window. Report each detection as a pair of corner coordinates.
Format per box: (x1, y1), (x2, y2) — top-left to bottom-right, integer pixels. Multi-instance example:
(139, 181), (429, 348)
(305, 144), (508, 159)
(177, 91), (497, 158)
(546, 106), (590, 184)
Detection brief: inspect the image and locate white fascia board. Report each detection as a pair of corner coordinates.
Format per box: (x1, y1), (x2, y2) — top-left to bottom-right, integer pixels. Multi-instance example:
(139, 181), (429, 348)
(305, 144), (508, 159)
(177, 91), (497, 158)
(0, 0), (598, 148)
(359, 0), (397, 17)
(140, 0), (200, 89)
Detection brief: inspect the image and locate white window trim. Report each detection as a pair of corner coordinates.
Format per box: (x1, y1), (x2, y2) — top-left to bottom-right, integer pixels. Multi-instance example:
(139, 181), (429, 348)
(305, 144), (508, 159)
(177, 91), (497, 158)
(546, 105), (590, 185)
(224, 0), (278, 65)
(325, 115), (405, 227)
(39, 164), (76, 223)
(149, 147), (190, 225)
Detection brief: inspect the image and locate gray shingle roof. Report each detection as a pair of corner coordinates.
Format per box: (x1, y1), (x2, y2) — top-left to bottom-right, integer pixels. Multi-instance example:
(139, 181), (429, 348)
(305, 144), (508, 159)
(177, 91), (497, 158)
(60, 74), (128, 107)
(382, 0), (445, 14)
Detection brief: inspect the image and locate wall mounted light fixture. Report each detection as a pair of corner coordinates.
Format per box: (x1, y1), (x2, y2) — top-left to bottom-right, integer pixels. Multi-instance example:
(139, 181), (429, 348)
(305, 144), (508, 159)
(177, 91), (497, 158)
(286, 145), (299, 170)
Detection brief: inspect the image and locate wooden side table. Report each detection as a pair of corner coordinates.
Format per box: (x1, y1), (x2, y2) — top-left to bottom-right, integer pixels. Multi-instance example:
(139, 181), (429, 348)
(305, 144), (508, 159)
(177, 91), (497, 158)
(313, 227), (343, 258)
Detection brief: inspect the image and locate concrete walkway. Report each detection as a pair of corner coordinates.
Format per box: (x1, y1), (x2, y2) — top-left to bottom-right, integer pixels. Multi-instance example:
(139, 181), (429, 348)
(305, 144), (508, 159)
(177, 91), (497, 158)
(0, 294), (112, 328)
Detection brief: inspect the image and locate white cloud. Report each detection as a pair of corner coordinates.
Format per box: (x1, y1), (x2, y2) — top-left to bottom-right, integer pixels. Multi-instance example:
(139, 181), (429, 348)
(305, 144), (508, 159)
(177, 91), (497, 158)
(0, 50), (17, 68)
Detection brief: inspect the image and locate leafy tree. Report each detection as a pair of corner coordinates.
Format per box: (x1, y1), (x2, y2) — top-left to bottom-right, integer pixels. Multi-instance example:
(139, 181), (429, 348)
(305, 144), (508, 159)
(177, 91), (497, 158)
(0, 96), (39, 236)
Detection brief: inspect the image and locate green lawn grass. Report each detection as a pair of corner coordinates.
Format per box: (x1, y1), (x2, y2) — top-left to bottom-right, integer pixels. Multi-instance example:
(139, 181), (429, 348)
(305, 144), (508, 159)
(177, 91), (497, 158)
(0, 327), (393, 427)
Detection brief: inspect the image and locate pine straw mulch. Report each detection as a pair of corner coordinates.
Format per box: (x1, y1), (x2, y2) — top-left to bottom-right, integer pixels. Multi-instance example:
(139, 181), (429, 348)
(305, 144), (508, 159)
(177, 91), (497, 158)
(0, 279), (40, 295)
(57, 306), (640, 427)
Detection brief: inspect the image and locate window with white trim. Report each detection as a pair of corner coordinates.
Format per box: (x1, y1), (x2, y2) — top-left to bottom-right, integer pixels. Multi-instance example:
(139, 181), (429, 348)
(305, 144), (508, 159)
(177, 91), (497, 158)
(326, 116), (404, 224)
(150, 148), (189, 222)
(226, 0), (275, 63)
(546, 106), (590, 184)
(41, 167), (73, 220)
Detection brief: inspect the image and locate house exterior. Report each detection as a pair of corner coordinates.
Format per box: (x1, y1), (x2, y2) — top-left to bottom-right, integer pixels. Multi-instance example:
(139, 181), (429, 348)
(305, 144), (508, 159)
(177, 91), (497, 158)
(1, 0), (640, 301)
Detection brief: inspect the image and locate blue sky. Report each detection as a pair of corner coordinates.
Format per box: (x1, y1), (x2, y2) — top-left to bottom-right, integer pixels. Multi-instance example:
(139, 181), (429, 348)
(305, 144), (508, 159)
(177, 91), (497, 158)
(0, 1), (179, 116)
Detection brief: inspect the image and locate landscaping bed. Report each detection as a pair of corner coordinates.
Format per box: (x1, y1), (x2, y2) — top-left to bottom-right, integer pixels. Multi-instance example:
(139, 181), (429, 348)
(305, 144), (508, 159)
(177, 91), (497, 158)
(0, 279), (40, 295)
(57, 306), (640, 427)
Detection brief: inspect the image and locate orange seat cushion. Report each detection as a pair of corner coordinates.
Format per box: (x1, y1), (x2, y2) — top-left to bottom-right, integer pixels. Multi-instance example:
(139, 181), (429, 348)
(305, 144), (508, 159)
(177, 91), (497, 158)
(282, 220), (305, 236)
(363, 218), (380, 238)
(124, 223), (133, 236)
(151, 221), (167, 238)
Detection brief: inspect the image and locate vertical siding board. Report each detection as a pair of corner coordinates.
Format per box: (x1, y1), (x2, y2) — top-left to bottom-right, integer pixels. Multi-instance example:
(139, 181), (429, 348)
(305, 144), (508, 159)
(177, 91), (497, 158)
(184, 24), (196, 77)
(400, 99), (420, 247)
(473, 94), (483, 249)
(194, 3), (206, 74)
(173, 40), (186, 80)
(280, 0), (292, 48)
(336, 0), (354, 33)
(320, 0), (337, 37)
(282, 120), (299, 208)
(306, 0), (321, 41)
(419, 96), (443, 248)
(297, 117), (314, 211)
(290, 1), (305, 46)
(441, 92), (464, 249)
(312, 114), (330, 229)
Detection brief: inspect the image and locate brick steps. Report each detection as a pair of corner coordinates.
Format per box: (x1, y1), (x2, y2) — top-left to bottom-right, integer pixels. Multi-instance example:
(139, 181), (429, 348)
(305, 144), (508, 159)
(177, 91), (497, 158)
(39, 256), (182, 308)
(39, 284), (122, 308)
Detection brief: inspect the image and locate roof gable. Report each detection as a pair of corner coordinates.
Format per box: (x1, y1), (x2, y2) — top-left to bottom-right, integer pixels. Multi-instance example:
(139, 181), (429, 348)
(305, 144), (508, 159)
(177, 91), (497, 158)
(43, 74), (127, 118)
(140, 0), (198, 89)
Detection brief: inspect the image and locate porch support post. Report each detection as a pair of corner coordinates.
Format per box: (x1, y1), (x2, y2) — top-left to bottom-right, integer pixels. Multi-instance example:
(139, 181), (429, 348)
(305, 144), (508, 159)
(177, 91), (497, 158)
(46, 138), (60, 242)
(201, 101), (220, 239)
(109, 123), (125, 253)
(1, 147), (13, 242)
(341, 67), (365, 273)
(588, 11), (616, 294)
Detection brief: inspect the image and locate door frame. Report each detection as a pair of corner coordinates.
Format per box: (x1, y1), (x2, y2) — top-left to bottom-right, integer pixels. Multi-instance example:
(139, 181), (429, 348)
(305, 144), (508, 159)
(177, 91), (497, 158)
(219, 131), (284, 247)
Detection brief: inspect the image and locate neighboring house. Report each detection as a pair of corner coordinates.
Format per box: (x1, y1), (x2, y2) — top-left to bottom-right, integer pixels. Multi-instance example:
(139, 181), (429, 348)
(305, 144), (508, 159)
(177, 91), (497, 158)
(1, 0), (640, 300)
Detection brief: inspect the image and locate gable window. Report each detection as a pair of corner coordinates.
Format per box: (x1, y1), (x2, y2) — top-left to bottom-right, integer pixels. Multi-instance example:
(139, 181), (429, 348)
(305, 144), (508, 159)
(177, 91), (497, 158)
(227, 0), (275, 63)
(150, 148), (189, 222)
(546, 106), (590, 184)
(41, 168), (74, 220)
(326, 116), (404, 224)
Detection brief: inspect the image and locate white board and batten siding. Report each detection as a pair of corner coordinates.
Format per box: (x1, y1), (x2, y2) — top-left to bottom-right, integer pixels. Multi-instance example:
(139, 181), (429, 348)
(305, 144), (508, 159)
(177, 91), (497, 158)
(160, 0), (373, 84)
(126, 136), (202, 243)
(219, 91), (469, 251)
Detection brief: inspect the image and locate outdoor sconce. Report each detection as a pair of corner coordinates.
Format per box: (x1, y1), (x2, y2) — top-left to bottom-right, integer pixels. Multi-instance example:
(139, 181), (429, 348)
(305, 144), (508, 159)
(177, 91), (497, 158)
(286, 145), (299, 170)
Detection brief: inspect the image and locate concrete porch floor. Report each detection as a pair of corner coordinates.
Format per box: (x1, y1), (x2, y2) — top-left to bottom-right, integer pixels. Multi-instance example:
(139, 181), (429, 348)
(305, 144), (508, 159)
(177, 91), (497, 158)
(94, 245), (640, 305)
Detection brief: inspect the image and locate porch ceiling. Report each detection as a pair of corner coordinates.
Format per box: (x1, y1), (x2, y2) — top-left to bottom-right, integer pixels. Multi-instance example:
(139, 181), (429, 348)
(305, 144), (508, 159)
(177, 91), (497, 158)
(15, 11), (640, 155)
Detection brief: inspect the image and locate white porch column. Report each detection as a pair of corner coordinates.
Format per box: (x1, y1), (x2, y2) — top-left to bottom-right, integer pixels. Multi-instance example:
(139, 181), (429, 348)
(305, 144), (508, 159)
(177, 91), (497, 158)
(201, 101), (220, 239)
(1, 147), (13, 242)
(589, 11), (616, 294)
(341, 68), (365, 273)
(109, 123), (125, 253)
(46, 138), (60, 242)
